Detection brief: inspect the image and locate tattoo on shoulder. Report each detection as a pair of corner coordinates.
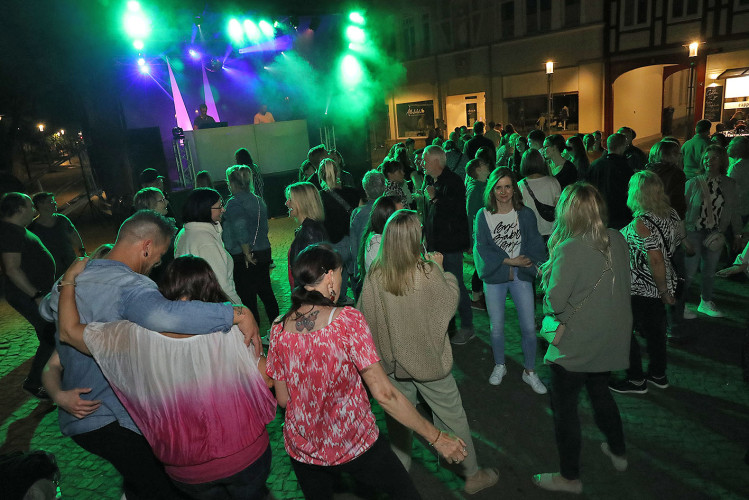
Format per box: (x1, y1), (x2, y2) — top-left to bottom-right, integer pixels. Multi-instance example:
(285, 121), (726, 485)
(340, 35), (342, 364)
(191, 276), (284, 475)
(234, 306), (245, 316)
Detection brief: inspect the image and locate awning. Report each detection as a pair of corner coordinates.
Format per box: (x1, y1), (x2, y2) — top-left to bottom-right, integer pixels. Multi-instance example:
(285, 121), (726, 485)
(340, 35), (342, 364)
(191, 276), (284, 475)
(717, 67), (749, 79)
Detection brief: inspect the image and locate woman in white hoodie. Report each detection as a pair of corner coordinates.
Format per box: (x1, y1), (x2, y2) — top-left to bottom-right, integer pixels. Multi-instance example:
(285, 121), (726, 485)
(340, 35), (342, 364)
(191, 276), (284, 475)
(174, 187), (242, 304)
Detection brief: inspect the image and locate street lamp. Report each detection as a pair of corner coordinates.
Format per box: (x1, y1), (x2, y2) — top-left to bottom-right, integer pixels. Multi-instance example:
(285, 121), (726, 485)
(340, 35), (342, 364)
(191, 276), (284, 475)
(685, 41), (700, 136)
(38, 123), (45, 132)
(546, 61), (554, 132)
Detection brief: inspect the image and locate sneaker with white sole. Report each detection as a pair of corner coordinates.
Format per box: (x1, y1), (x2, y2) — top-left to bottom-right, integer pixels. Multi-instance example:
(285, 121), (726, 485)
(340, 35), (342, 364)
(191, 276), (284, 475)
(489, 364), (507, 385)
(600, 442), (628, 472)
(697, 298), (723, 318)
(522, 371), (548, 394)
(682, 307), (697, 320)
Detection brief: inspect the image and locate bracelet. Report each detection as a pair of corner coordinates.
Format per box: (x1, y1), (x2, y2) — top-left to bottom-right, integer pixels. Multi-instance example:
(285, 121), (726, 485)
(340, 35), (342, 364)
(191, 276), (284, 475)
(429, 430), (442, 447)
(57, 281), (77, 292)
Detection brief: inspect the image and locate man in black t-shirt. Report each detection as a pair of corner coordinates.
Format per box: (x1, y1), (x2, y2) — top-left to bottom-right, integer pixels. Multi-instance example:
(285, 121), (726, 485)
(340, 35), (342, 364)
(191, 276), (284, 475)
(0, 193), (56, 399)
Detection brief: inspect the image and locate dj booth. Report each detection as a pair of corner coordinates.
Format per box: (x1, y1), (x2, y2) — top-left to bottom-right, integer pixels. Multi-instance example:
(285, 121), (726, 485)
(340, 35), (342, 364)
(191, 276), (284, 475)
(183, 119), (310, 181)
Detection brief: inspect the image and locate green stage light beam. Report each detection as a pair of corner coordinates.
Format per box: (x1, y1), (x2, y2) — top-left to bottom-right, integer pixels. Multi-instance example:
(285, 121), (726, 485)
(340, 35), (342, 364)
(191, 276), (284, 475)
(228, 18), (244, 43)
(258, 20), (274, 38)
(349, 12), (365, 25)
(341, 54), (363, 87)
(345, 25), (365, 44)
(127, 1), (140, 12)
(244, 20), (261, 42)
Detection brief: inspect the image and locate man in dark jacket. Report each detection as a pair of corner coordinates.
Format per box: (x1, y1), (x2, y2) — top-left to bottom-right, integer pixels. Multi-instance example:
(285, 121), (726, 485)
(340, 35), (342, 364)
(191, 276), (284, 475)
(423, 145), (474, 344)
(463, 121), (496, 163)
(587, 133), (634, 230)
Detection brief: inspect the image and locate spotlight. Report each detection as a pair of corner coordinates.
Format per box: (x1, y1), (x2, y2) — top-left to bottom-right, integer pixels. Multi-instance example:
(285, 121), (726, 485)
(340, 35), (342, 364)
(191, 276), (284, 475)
(137, 57), (146, 66)
(189, 49), (200, 59)
(341, 54), (363, 87)
(346, 26), (365, 44)
(133, 39), (144, 50)
(172, 127), (184, 140)
(38, 124), (45, 132)
(228, 18), (243, 43)
(244, 19), (261, 42)
(124, 10), (151, 39)
(207, 57), (223, 72)
(349, 12), (365, 25)
(127, 1), (140, 12)
(258, 20), (274, 38)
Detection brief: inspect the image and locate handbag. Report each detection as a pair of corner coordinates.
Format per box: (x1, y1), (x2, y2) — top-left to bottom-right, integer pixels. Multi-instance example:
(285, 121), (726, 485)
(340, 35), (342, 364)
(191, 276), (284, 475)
(697, 177), (726, 252)
(521, 179), (556, 222)
(540, 261), (610, 345)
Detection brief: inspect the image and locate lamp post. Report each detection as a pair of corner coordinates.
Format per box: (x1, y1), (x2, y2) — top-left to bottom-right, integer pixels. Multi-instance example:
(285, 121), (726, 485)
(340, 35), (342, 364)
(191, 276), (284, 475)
(685, 41), (699, 136)
(546, 61), (554, 132)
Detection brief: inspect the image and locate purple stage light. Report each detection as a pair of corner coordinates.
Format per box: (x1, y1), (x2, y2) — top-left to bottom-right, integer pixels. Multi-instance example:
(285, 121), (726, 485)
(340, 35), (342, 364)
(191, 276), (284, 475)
(189, 49), (201, 59)
(238, 35), (293, 54)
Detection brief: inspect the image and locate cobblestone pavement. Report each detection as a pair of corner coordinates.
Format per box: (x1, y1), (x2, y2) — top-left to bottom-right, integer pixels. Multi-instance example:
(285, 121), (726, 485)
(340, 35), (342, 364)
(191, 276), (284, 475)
(1, 214), (748, 499)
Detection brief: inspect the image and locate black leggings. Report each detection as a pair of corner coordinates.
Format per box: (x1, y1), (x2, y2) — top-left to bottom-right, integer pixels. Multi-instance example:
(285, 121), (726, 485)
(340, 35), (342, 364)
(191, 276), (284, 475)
(290, 435), (421, 500)
(232, 250), (279, 325)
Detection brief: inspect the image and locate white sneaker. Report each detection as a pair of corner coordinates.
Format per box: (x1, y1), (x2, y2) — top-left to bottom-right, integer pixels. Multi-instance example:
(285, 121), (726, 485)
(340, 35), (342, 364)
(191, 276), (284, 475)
(682, 306), (697, 320)
(522, 371), (548, 394)
(489, 364), (507, 386)
(697, 298), (723, 318)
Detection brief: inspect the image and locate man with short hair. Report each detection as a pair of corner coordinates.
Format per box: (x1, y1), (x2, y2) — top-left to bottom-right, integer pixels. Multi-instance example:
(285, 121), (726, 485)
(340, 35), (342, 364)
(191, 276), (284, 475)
(422, 146), (474, 344)
(527, 129), (546, 151)
(484, 121), (501, 148)
(587, 133), (634, 229)
(682, 120), (712, 180)
(0, 192), (56, 399)
(193, 103), (216, 129)
(29, 192), (85, 278)
(41, 210), (261, 500)
(617, 126), (647, 172)
(139, 168), (165, 191)
(464, 121), (496, 161)
(350, 171), (386, 297)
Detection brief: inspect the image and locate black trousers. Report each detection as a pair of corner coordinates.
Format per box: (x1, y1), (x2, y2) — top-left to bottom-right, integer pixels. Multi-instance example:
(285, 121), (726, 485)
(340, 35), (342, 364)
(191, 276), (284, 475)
(72, 422), (185, 499)
(629, 295), (668, 380)
(549, 364), (626, 480)
(6, 293), (55, 387)
(290, 435), (421, 500)
(232, 250), (279, 325)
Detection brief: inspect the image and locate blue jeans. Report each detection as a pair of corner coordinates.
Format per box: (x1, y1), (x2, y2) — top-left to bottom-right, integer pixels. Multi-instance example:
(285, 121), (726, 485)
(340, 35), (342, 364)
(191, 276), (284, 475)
(484, 275), (537, 369)
(442, 251), (473, 329)
(683, 229), (722, 302)
(173, 445), (271, 500)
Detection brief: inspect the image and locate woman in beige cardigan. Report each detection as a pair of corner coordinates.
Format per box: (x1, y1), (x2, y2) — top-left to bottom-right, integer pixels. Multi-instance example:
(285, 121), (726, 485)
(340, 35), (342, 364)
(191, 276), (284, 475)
(358, 209), (499, 495)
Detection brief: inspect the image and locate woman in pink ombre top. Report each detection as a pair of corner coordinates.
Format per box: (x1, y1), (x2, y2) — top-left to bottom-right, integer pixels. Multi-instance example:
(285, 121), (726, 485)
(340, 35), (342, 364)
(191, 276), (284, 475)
(58, 255), (276, 499)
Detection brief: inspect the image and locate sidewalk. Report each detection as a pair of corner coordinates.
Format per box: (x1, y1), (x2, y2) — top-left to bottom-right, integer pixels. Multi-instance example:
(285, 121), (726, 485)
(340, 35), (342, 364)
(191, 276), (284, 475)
(1, 214), (748, 498)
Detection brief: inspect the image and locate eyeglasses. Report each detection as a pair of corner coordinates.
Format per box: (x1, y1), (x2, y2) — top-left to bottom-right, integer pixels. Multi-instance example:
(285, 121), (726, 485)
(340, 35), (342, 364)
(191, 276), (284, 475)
(157, 198), (168, 204)
(211, 202), (224, 210)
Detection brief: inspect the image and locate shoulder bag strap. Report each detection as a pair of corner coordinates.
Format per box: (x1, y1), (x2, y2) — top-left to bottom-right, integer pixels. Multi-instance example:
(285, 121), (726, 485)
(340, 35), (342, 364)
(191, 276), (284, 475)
(562, 259), (611, 326)
(326, 189), (352, 213)
(522, 179), (542, 205)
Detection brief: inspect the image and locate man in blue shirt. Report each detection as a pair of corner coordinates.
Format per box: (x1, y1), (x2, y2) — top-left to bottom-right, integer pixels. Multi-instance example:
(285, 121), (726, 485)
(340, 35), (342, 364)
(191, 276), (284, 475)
(41, 210), (260, 499)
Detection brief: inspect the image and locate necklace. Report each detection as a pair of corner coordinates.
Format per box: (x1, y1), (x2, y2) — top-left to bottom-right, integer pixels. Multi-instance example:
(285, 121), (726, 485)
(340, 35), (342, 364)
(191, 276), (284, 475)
(293, 306), (319, 332)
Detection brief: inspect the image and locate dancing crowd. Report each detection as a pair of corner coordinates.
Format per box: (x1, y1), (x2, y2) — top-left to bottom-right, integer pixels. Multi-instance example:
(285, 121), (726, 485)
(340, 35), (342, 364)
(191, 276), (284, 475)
(1, 121), (748, 498)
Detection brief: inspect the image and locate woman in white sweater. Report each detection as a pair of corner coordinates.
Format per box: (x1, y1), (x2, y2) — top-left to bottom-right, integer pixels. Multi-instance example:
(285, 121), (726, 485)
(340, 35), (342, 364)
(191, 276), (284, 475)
(174, 188), (242, 304)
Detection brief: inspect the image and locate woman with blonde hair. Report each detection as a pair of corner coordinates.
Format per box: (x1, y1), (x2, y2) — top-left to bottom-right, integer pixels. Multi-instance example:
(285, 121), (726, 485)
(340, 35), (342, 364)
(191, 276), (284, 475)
(285, 181), (328, 289)
(132, 187), (168, 215)
(475, 167), (548, 393)
(317, 158), (361, 304)
(359, 210), (498, 495)
(533, 183), (632, 494)
(223, 165), (278, 325)
(609, 171), (683, 394)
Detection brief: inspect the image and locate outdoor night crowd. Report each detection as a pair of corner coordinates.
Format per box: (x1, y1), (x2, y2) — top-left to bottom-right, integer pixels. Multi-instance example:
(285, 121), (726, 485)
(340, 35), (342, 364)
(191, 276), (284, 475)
(1, 117), (748, 499)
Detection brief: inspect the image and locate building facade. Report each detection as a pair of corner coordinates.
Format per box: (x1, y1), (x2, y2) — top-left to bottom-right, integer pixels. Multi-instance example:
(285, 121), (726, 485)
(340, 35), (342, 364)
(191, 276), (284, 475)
(386, 0), (749, 142)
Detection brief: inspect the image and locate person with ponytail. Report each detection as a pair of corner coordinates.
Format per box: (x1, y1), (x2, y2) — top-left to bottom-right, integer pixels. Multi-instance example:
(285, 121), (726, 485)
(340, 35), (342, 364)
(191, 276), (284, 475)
(317, 158), (361, 303)
(266, 244), (467, 499)
(532, 183), (632, 494)
(223, 165), (279, 326)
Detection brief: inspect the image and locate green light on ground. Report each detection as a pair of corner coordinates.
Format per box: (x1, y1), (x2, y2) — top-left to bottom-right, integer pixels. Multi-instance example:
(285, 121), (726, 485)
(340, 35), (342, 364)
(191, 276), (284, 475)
(244, 20), (261, 42)
(346, 25), (365, 44)
(228, 18), (243, 43)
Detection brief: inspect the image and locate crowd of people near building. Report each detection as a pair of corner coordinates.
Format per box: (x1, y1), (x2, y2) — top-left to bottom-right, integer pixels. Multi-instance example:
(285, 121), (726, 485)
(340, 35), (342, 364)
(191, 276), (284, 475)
(1, 117), (748, 498)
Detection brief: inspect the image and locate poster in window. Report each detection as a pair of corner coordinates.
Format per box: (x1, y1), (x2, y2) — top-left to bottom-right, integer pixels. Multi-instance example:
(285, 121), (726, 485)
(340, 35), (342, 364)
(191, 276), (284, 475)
(396, 100), (434, 137)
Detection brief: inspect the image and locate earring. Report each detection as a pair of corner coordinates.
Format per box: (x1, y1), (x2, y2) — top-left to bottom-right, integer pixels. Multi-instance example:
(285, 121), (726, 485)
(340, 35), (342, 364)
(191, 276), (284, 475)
(329, 283), (336, 301)
(145, 251), (149, 257)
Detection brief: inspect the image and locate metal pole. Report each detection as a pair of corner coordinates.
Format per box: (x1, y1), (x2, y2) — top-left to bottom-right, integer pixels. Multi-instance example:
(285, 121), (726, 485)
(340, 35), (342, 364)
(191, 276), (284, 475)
(547, 73), (553, 132)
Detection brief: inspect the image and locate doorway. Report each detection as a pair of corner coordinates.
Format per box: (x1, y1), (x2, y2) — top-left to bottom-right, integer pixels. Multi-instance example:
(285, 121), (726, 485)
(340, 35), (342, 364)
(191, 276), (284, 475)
(445, 92), (486, 133)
